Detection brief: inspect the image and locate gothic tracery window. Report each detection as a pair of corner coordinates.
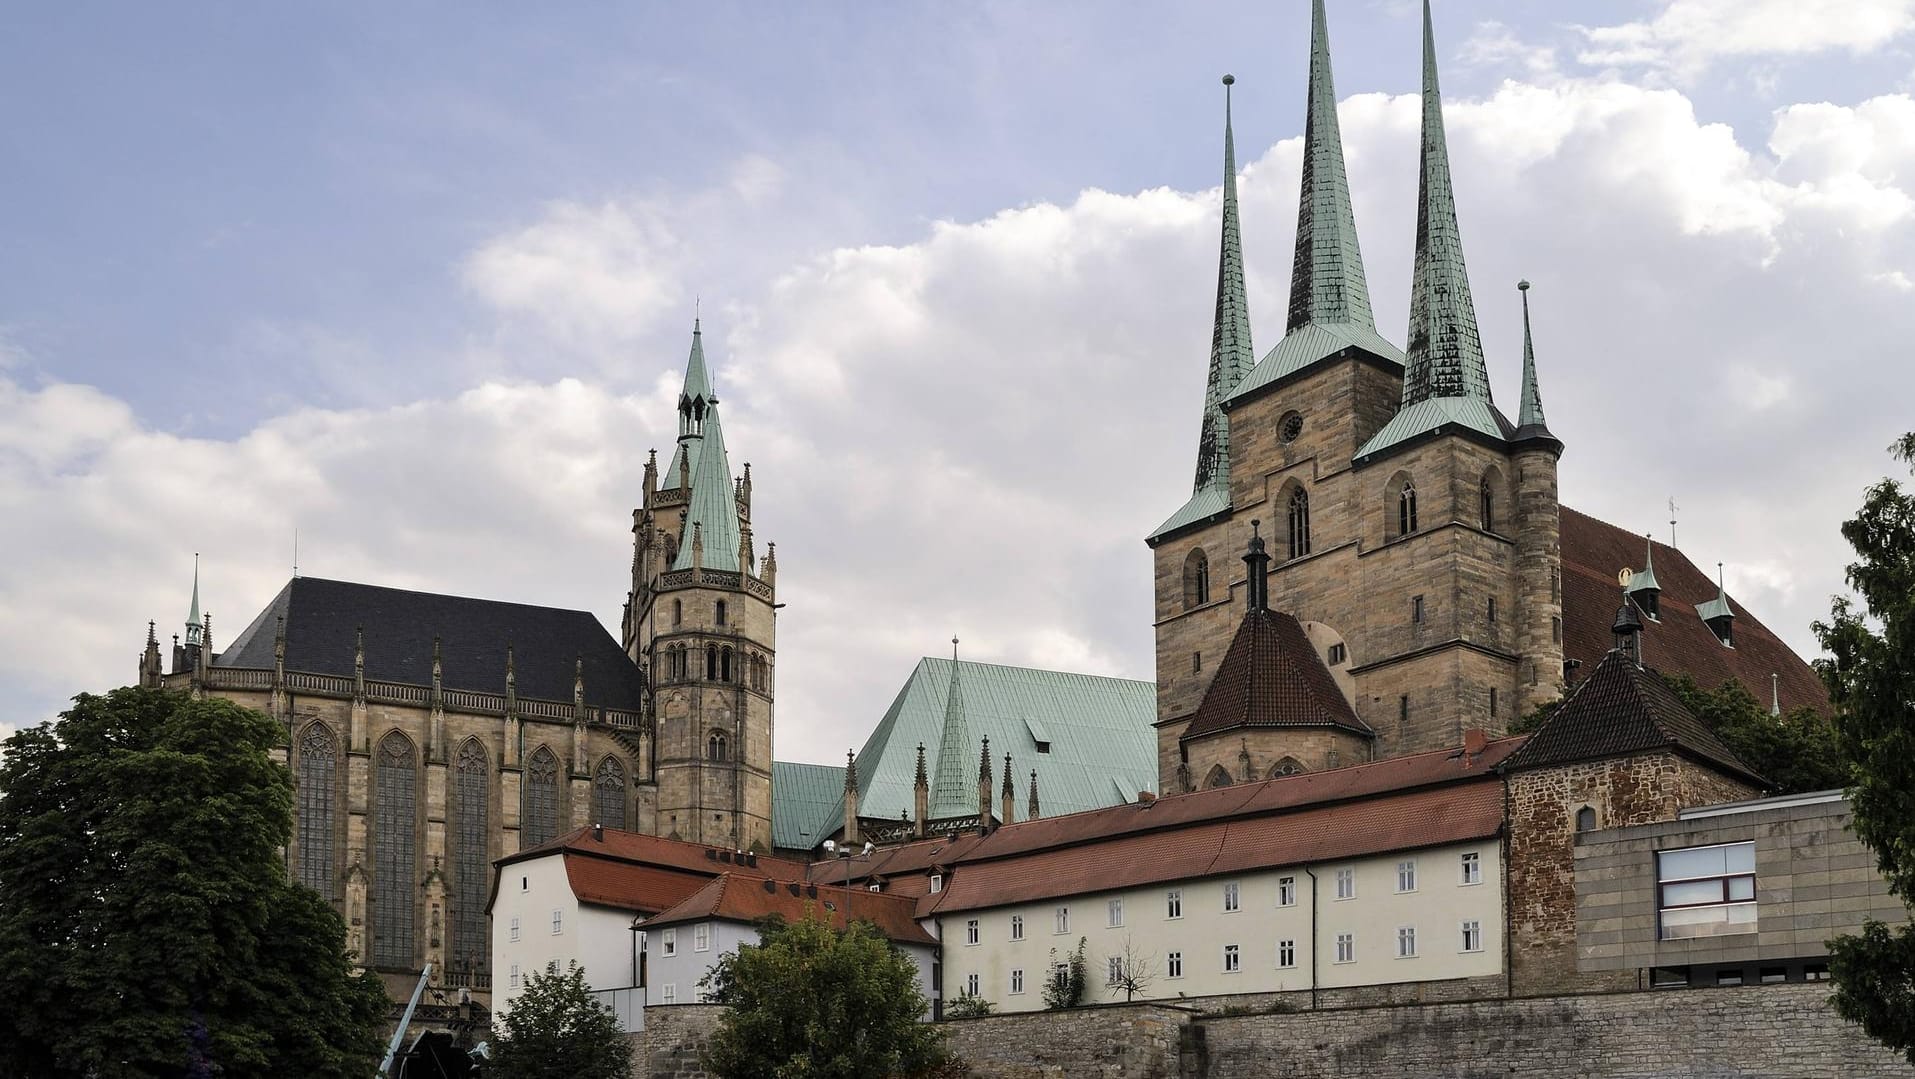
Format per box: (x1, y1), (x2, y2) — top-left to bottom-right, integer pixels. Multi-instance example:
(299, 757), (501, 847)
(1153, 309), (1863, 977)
(522, 746), (560, 848)
(1183, 549), (1210, 609)
(708, 731), (730, 762)
(1396, 479), (1419, 537)
(1287, 488), (1312, 560)
(1480, 477), (1495, 532)
(1270, 757), (1305, 778)
(594, 756), (628, 830)
(721, 646), (733, 683)
(1204, 764), (1232, 789)
(373, 731), (417, 969)
(705, 644), (718, 681)
(452, 739), (489, 972)
(296, 723), (338, 900)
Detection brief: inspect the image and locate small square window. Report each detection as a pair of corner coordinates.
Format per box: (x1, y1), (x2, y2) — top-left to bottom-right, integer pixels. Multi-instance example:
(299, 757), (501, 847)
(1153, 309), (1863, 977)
(1716, 970), (1744, 987)
(661, 928), (677, 957)
(1166, 889), (1183, 919)
(930, 874), (943, 894)
(1805, 965), (1830, 982)
(1396, 860), (1417, 893)
(1489, 687), (1499, 718)
(509, 916), (521, 942)
(1412, 595), (1425, 623)
(1760, 967), (1787, 984)
(1461, 920), (1482, 953)
(1278, 939), (1296, 968)
(551, 909), (563, 935)
(965, 972), (980, 997)
(1107, 957), (1126, 985)
(1011, 968), (1025, 994)
(1108, 898), (1124, 927)
(1552, 616), (1562, 643)
(1334, 933), (1355, 964)
(1055, 906), (1070, 934)
(1460, 851), (1482, 885)
(1278, 876), (1296, 907)
(521, 875), (528, 892)
(1487, 597), (1497, 623)
(1167, 951), (1184, 979)
(1010, 914), (1024, 941)
(1334, 868), (1355, 900)
(1397, 925), (1417, 958)
(509, 963), (521, 989)
(1399, 696), (1410, 725)
(1223, 882), (1241, 912)
(1191, 651), (1202, 674)
(1327, 643), (1347, 665)
(694, 923), (710, 952)
(966, 919), (980, 946)
(1223, 944), (1241, 973)
(661, 983), (676, 1005)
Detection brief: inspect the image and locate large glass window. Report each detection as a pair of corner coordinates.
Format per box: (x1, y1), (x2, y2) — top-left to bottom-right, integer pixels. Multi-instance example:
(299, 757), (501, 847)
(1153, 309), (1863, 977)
(594, 756), (628, 830)
(1658, 842), (1757, 940)
(452, 739), (490, 972)
(296, 724), (338, 901)
(373, 732), (417, 969)
(522, 746), (560, 848)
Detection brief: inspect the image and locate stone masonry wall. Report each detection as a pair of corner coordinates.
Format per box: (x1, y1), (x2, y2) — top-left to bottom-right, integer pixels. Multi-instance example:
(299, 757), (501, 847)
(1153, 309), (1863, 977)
(1200, 983), (1914, 1079)
(628, 1004), (724, 1079)
(941, 1004), (1196, 1079)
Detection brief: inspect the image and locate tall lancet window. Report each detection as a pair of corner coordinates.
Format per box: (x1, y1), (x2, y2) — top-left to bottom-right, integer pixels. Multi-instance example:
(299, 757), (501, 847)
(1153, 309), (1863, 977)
(451, 739), (489, 973)
(296, 723), (338, 900)
(522, 747), (560, 849)
(1287, 488), (1312, 560)
(1480, 477), (1495, 532)
(1397, 480), (1419, 537)
(1183, 549), (1211, 609)
(373, 731), (418, 969)
(594, 757), (628, 830)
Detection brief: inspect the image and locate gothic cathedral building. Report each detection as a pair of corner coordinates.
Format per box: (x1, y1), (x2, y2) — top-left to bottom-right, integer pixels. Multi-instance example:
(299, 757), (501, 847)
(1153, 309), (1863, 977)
(137, 322), (775, 1000)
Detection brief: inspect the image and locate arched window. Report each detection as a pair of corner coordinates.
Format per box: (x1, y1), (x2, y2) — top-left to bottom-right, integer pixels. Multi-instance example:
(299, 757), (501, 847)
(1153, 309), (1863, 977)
(296, 723), (338, 900)
(1287, 488), (1312, 560)
(721, 646), (733, 683)
(1204, 764), (1233, 789)
(672, 644), (688, 681)
(373, 731), (417, 969)
(1480, 477), (1495, 532)
(715, 600), (727, 626)
(1269, 757), (1305, 779)
(673, 598), (682, 626)
(708, 731), (730, 762)
(705, 644), (718, 681)
(451, 739), (489, 972)
(522, 746), (560, 849)
(594, 757), (628, 831)
(1183, 549), (1211, 609)
(1396, 479), (1419, 537)
(1575, 805), (1598, 833)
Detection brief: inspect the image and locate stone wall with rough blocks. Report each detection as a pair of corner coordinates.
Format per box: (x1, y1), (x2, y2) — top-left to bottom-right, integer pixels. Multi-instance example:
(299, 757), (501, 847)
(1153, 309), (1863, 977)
(627, 1003), (725, 1079)
(1199, 983), (1915, 1079)
(939, 1004), (1197, 1079)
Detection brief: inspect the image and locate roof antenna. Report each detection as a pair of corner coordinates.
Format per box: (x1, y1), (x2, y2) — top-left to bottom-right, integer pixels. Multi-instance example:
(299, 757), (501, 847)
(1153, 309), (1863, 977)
(1668, 496), (1679, 546)
(292, 527), (299, 579)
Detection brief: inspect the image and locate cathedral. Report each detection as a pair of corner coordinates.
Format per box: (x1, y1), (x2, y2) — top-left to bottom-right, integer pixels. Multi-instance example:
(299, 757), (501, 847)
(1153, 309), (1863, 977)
(132, 0), (1826, 1010)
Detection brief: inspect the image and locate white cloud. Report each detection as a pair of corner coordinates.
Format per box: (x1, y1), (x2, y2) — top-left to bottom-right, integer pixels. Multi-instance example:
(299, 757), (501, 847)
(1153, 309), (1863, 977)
(12, 72), (1915, 762)
(1577, 0), (1915, 76)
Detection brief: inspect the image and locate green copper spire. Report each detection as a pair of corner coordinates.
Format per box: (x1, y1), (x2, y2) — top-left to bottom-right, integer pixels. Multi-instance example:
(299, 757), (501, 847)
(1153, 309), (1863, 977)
(1402, 0), (1491, 406)
(1191, 74), (1254, 495)
(661, 321), (709, 491)
(1288, 0), (1375, 334)
(1515, 280), (1551, 434)
(930, 639), (976, 818)
(670, 395), (742, 573)
(681, 318), (714, 411)
(184, 554), (203, 647)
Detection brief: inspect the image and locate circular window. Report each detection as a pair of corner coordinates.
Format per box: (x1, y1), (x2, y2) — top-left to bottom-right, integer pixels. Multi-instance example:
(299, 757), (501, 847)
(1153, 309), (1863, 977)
(1280, 412), (1304, 443)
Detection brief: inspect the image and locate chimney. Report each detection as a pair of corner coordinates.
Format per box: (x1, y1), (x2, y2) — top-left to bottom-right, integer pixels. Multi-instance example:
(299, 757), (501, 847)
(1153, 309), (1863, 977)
(593, 823), (605, 842)
(1137, 791), (1157, 804)
(1462, 728), (1488, 758)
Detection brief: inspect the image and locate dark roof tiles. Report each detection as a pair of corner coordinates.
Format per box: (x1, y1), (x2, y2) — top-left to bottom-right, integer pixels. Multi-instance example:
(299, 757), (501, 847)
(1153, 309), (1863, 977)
(1181, 607), (1371, 739)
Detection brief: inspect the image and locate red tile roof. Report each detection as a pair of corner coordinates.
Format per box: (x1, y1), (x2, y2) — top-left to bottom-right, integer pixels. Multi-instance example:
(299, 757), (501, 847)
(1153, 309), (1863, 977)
(1560, 507), (1827, 714)
(487, 826), (811, 915)
(643, 872), (937, 947)
(922, 779), (1504, 916)
(1180, 607), (1372, 738)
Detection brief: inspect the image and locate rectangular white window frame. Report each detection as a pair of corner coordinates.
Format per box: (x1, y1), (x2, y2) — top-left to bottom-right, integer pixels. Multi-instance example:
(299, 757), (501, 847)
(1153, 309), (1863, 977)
(1107, 956), (1126, 985)
(1461, 919), (1483, 953)
(1397, 925), (1417, 958)
(1167, 951), (1184, 979)
(868, 883), (881, 892)
(1335, 868), (1355, 900)
(1011, 968), (1025, 994)
(551, 909), (564, 935)
(1278, 939), (1296, 969)
(694, 923), (711, 952)
(1334, 933), (1355, 964)
(1223, 944), (1241, 973)
(661, 927), (677, 957)
(1396, 860), (1417, 893)
(930, 874), (943, 894)
(1108, 898), (1124, 927)
(509, 963), (521, 989)
(509, 916), (520, 942)
(966, 919), (980, 946)
(1055, 906), (1070, 934)
(1460, 851), (1482, 886)
(1166, 889), (1182, 919)
(1223, 881), (1241, 912)
(1278, 876), (1296, 907)
(661, 984), (676, 1005)
(965, 972), (980, 997)
(1010, 914), (1024, 941)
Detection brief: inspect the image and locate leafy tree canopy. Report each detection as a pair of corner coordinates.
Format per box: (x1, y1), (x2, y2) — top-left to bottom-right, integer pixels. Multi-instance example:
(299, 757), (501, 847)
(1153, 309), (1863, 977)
(0, 687), (387, 1079)
(701, 910), (950, 1079)
(491, 960), (634, 1079)
(1817, 434), (1915, 1063)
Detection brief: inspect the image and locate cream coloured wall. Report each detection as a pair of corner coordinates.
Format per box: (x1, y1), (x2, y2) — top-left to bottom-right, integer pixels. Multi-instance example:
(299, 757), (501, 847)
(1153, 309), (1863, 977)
(938, 841), (1502, 1013)
(489, 853), (641, 1017)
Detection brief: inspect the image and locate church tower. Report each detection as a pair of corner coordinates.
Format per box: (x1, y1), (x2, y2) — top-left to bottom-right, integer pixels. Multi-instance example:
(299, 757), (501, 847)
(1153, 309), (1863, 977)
(626, 321), (777, 851)
(1148, 0), (1565, 789)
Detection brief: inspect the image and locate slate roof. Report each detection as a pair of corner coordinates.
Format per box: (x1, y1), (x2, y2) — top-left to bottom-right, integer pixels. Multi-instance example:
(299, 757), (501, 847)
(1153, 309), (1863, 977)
(1180, 607), (1371, 738)
(642, 873), (936, 947)
(823, 658), (1158, 838)
(1559, 507), (1827, 715)
(217, 577), (645, 710)
(1503, 648), (1765, 787)
(770, 761), (846, 852)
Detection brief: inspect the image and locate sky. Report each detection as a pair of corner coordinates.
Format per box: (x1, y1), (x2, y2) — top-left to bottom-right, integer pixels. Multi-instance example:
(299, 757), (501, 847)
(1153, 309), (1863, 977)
(5, 0), (1915, 763)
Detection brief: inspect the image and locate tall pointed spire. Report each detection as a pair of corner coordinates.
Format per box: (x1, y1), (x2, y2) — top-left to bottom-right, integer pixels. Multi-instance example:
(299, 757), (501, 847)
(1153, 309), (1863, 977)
(930, 638), (975, 818)
(1288, 0), (1375, 334)
(1191, 74), (1254, 496)
(1515, 281), (1550, 432)
(681, 318), (714, 411)
(671, 336), (744, 573)
(184, 554), (203, 648)
(1402, 0), (1491, 406)
(662, 320), (711, 491)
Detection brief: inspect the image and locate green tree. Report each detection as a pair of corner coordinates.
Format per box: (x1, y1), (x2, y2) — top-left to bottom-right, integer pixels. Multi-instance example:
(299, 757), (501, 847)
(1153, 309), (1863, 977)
(1816, 434), (1915, 1063)
(1661, 674), (1849, 795)
(700, 910), (950, 1079)
(490, 960), (634, 1079)
(1041, 937), (1088, 1010)
(0, 687), (387, 1078)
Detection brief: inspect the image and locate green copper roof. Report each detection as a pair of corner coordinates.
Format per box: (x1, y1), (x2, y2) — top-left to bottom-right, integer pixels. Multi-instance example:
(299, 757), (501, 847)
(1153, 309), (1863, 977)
(1628, 534), (1661, 596)
(1224, 320), (1405, 407)
(670, 397), (741, 573)
(184, 554), (203, 646)
(929, 642), (976, 818)
(680, 319), (714, 408)
(1515, 281), (1550, 434)
(823, 657), (1157, 839)
(1696, 566), (1735, 624)
(1287, 0), (1374, 334)
(770, 761), (846, 851)
(1355, 396), (1512, 462)
(1187, 76), (1255, 500)
(660, 439), (699, 492)
(1147, 484), (1231, 543)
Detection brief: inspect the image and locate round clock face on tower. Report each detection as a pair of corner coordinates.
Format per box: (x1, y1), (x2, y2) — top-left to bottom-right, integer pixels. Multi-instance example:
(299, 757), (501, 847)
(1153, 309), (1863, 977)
(1280, 413), (1305, 443)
